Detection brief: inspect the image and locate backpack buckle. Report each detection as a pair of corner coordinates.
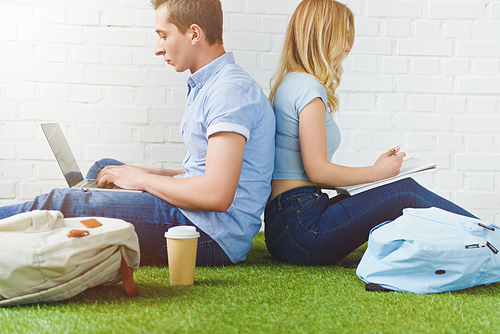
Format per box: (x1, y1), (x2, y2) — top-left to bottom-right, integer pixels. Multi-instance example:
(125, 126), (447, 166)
(487, 242), (498, 254)
(478, 223), (495, 231)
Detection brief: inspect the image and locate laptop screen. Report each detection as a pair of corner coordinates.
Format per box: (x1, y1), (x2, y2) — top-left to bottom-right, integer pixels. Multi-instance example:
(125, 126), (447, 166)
(41, 123), (84, 187)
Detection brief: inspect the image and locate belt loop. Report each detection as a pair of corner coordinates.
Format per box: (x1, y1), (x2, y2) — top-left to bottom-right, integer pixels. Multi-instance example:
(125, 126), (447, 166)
(277, 193), (282, 210)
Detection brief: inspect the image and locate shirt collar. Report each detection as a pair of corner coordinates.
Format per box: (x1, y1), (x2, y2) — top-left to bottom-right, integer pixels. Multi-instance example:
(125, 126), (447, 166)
(187, 52), (235, 91)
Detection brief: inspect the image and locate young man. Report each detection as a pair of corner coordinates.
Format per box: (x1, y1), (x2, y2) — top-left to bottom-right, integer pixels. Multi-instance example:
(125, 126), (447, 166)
(0, 0), (275, 267)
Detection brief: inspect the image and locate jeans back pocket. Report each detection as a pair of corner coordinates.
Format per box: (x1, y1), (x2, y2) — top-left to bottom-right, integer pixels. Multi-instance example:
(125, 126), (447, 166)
(296, 193), (320, 212)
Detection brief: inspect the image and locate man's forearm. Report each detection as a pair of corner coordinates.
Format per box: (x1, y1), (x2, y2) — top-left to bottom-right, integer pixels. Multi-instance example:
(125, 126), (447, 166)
(136, 166), (186, 177)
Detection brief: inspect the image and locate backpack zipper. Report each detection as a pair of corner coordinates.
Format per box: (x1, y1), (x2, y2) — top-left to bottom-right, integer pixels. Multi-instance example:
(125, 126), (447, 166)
(465, 242), (498, 254)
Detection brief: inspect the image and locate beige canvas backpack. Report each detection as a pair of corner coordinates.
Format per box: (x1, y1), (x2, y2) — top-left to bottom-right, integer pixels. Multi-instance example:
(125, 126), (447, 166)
(0, 210), (140, 306)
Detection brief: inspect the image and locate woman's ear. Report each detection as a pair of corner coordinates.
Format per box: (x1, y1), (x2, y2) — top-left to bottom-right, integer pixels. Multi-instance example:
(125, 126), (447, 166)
(189, 24), (203, 45)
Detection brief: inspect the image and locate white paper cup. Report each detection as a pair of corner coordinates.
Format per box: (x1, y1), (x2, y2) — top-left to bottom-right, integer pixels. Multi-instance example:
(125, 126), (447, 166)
(164, 226), (200, 286)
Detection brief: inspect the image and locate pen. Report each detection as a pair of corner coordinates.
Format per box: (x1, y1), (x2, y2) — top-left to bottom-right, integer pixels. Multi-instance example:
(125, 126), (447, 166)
(391, 146), (399, 156)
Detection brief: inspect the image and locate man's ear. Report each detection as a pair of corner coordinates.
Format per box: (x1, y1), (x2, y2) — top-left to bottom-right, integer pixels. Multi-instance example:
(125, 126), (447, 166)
(189, 24), (203, 45)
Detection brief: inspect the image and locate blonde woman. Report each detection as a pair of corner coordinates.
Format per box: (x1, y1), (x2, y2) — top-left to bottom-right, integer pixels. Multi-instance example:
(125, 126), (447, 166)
(265, 0), (476, 265)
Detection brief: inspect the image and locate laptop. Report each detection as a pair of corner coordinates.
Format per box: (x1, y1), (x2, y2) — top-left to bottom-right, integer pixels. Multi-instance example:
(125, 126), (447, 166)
(41, 123), (141, 193)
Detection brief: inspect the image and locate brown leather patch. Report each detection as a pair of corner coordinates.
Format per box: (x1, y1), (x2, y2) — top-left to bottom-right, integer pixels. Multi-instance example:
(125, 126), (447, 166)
(68, 229), (89, 238)
(80, 218), (103, 228)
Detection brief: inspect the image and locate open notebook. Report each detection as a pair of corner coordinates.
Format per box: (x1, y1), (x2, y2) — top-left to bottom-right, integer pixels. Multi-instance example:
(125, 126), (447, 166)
(334, 157), (437, 196)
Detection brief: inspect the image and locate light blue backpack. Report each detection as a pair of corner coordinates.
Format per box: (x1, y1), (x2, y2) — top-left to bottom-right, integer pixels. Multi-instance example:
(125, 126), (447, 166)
(356, 207), (500, 294)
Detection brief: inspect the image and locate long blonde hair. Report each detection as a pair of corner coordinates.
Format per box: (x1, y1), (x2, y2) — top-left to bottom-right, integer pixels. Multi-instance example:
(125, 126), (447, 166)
(269, 0), (355, 113)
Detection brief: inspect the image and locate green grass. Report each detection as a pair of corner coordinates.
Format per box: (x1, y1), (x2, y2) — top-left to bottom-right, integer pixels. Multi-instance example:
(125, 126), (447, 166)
(2, 232), (500, 333)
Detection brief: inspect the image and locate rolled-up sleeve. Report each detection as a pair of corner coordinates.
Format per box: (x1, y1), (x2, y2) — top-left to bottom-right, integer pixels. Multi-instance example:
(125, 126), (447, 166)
(204, 83), (254, 141)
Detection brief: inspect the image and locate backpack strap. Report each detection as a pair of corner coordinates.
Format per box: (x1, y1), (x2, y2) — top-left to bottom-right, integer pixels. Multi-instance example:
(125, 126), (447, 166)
(120, 256), (139, 297)
(342, 259), (361, 268)
(365, 283), (394, 292)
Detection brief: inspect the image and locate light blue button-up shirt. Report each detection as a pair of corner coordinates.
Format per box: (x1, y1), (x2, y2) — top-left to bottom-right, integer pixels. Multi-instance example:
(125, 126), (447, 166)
(174, 52), (275, 263)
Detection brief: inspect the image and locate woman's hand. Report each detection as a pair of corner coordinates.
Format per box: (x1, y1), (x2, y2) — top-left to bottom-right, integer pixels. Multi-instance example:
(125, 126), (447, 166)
(371, 146), (406, 182)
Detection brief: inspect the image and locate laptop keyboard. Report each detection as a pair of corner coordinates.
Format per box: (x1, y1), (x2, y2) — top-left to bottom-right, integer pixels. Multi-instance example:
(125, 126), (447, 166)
(81, 180), (116, 189)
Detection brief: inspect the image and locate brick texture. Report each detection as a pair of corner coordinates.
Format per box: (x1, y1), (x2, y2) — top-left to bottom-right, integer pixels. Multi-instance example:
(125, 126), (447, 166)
(0, 0), (499, 222)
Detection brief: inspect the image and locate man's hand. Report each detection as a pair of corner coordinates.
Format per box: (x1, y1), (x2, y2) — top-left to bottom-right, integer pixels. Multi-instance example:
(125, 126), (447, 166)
(97, 165), (150, 191)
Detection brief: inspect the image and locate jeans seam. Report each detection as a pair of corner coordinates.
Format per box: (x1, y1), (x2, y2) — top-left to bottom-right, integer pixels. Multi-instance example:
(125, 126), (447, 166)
(197, 240), (213, 267)
(296, 194), (321, 213)
(268, 193), (320, 223)
(296, 216), (320, 235)
(267, 226), (310, 264)
(267, 196), (321, 235)
(284, 227), (310, 264)
(267, 190), (318, 212)
(289, 190), (416, 235)
(292, 196), (321, 234)
(317, 189), (442, 234)
(330, 192), (405, 234)
(266, 225), (288, 248)
(266, 206), (294, 231)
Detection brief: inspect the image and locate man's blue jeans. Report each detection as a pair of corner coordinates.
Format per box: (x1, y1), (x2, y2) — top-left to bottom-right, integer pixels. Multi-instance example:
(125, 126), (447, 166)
(264, 178), (478, 265)
(0, 159), (232, 267)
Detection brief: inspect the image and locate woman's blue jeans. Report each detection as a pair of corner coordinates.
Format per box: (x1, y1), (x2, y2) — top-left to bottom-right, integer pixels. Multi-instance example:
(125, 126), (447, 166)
(0, 159), (232, 267)
(264, 178), (478, 266)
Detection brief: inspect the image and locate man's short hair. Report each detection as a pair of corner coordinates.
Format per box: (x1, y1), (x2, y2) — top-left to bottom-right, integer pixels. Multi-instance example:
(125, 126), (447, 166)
(151, 0), (223, 45)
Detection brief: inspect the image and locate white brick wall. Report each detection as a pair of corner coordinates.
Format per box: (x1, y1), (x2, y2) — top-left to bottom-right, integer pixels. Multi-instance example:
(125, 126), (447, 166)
(1, 0), (499, 223)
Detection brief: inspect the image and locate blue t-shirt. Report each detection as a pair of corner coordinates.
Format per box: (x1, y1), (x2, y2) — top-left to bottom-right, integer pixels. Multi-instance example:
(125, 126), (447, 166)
(272, 72), (341, 181)
(174, 52), (275, 263)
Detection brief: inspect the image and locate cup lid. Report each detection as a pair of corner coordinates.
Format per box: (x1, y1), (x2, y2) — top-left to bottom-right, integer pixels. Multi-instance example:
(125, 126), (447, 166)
(164, 226), (200, 239)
